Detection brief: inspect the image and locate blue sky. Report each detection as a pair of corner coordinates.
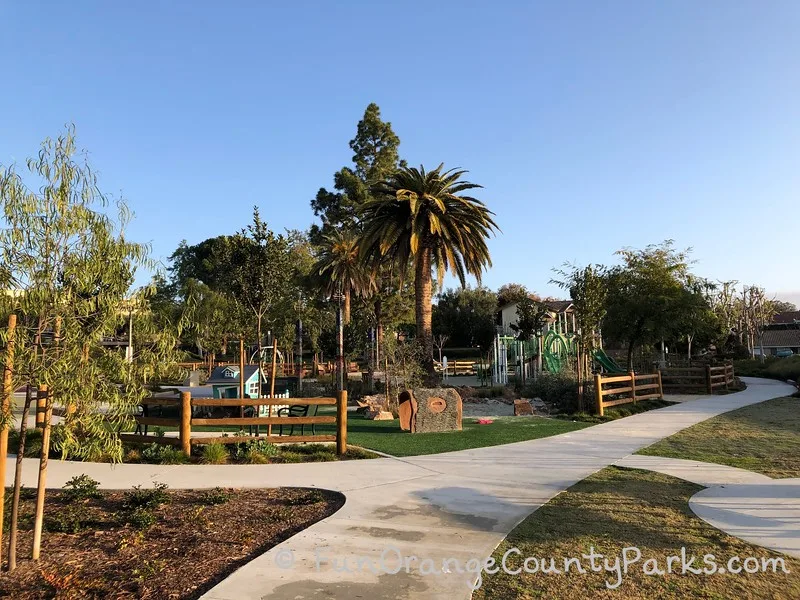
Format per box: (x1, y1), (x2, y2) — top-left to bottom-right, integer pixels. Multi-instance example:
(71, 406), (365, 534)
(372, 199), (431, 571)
(2, 1), (798, 304)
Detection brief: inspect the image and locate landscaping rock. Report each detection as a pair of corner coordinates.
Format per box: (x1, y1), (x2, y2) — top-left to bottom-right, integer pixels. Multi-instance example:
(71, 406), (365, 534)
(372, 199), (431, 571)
(369, 410), (395, 421)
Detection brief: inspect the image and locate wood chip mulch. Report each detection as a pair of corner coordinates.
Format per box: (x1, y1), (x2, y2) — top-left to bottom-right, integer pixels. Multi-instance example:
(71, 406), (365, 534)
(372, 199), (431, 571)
(0, 486), (344, 599)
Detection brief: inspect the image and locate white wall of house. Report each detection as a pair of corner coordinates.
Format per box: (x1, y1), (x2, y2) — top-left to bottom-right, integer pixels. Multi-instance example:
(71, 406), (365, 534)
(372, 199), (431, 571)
(499, 303), (519, 334)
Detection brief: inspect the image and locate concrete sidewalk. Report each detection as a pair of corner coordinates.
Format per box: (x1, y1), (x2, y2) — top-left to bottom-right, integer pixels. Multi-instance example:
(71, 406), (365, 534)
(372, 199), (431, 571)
(616, 454), (800, 558)
(4, 377), (794, 599)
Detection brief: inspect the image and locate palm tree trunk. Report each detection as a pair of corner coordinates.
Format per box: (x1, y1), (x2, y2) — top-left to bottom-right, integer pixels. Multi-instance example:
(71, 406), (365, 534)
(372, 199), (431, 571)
(344, 288), (351, 325)
(415, 248), (436, 380)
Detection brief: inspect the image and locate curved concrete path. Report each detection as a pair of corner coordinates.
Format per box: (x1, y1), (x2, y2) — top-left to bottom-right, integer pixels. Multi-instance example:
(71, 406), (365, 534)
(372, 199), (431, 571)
(616, 455), (800, 558)
(5, 377), (794, 599)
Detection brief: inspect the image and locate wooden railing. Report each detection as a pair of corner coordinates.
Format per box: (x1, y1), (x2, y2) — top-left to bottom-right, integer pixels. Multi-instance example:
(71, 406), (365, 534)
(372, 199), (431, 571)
(434, 360), (477, 376)
(119, 392), (348, 455)
(594, 372), (663, 416)
(659, 362), (735, 394)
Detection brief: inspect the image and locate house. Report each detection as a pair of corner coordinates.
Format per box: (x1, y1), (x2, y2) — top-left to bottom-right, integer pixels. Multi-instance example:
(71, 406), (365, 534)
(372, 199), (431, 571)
(498, 299), (577, 336)
(756, 313), (800, 356)
(206, 365), (264, 398)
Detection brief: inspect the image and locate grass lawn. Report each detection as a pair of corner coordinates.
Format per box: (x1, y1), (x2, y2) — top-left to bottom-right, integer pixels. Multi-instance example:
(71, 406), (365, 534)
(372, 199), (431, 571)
(339, 414), (591, 457)
(637, 396), (800, 478)
(474, 467), (799, 599)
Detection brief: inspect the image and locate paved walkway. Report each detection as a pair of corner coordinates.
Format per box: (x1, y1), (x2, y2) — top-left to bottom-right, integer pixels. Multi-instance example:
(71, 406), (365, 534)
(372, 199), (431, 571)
(4, 378), (794, 599)
(616, 455), (800, 558)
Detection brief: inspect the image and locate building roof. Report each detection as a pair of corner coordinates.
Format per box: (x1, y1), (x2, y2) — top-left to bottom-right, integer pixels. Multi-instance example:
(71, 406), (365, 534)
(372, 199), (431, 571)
(773, 311), (800, 325)
(760, 329), (800, 348)
(543, 300), (574, 313)
(207, 365), (262, 384)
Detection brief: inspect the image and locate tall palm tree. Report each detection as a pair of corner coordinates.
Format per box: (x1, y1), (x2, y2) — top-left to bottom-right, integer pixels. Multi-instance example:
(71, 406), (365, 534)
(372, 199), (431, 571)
(360, 164), (498, 376)
(313, 229), (374, 324)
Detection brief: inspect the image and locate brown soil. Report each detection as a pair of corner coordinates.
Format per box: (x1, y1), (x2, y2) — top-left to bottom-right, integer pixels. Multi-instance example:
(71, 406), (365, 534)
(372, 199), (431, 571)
(0, 486), (344, 599)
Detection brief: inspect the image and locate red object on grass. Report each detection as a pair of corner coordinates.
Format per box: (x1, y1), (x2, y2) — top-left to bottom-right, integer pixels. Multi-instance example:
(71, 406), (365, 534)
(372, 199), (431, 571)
(475, 418), (493, 425)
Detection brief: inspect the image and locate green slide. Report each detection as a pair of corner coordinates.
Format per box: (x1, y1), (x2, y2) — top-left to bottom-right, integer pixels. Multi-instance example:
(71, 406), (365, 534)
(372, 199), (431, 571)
(593, 349), (626, 374)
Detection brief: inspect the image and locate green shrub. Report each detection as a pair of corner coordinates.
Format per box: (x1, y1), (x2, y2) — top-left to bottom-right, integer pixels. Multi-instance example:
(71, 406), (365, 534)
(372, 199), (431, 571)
(45, 506), (89, 533)
(521, 372), (590, 413)
(734, 356), (800, 382)
(200, 442), (229, 464)
(124, 482), (170, 509)
(141, 443), (188, 464)
(126, 507), (157, 530)
(199, 487), (231, 505)
(62, 474), (102, 502)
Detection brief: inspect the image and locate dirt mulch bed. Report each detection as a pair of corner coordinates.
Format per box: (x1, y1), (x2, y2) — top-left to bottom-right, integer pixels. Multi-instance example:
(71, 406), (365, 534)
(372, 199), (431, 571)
(0, 486), (344, 599)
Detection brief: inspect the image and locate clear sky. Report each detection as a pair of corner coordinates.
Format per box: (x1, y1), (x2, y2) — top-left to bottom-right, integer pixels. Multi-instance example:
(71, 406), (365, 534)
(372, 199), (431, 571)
(1, 1), (798, 304)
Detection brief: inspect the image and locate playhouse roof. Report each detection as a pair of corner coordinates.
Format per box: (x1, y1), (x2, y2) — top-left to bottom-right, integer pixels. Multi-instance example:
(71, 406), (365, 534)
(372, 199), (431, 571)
(207, 365), (261, 384)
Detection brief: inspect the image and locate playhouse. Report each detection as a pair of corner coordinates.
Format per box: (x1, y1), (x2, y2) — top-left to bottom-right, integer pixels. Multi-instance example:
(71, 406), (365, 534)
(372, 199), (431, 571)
(207, 365), (264, 398)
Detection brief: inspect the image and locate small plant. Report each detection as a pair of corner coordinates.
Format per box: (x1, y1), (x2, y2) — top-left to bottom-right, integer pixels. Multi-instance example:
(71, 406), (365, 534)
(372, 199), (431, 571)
(126, 507), (157, 530)
(200, 442), (229, 464)
(44, 506), (88, 533)
(62, 474), (102, 502)
(132, 558), (166, 581)
(141, 443), (188, 464)
(124, 482), (171, 509)
(240, 447), (269, 464)
(124, 447), (142, 463)
(158, 447), (189, 465)
(153, 426), (166, 438)
(200, 487), (231, 505)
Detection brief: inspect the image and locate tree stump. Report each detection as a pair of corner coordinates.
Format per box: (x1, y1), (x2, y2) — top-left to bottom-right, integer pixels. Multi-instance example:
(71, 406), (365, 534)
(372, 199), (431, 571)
(409, 388), (462, 433)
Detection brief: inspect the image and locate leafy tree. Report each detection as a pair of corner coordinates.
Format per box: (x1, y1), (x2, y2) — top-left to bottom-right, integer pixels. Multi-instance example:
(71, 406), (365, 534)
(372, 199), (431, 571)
(0, 127), (182, 565)
(361, 165), (498, 377)
(510, 296), (549, 341)
(603, 241), (694, 370)
(225, 208), (297, 377)
(551, 264), (608, 351)
(773, 300), (797, 313)
(497, 283), (533, 306)
(432, 286), (498, 351)
(169, 235), (235, 291)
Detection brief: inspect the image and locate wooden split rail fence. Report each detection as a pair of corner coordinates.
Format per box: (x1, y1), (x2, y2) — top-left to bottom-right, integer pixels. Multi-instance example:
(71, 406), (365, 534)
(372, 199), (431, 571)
(594, 372), (663, 417)
(658, 363), (735, 394)
(119, 392), (348, 455)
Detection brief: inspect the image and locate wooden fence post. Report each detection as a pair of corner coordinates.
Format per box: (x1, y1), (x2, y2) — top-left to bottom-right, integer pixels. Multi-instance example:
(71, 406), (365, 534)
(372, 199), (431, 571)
(594, 374), (603, 417)
(180, 392), (192, 455)
(31, 385), (51, 561)
(0, 313), (17, 566)
(705, 365), (713, 394)
(657, 370), (664, 399)
(336, 390), (347, 455)
(629, 371), (637, 404)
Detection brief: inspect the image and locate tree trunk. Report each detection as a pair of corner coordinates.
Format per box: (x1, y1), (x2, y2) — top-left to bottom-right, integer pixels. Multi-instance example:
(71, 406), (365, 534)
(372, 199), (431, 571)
(343, 288), (351, 325)
(8, 384), (33, 571)
(374, 297), (382, 370)
(415, 248), (436, 380)
(256, 315), (263, 398)
(627, 340), (636, 372)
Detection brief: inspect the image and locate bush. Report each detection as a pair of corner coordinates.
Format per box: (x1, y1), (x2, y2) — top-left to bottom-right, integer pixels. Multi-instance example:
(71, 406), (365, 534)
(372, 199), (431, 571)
(734, 356), (800, 382)
(141, 443), (188, 464)
(521, 372), (592, 413)
(45, 506), (89, 533)
(124, 482), (170, 509)
(62, 475), (101, 502)
(200, 487), (231, 505)
(200, 442), (229, 464)
(126, 507), (157, 530)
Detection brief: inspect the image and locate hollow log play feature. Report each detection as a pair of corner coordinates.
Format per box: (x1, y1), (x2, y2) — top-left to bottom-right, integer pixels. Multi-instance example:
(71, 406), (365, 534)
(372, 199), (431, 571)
(399, 388), (462, 433)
